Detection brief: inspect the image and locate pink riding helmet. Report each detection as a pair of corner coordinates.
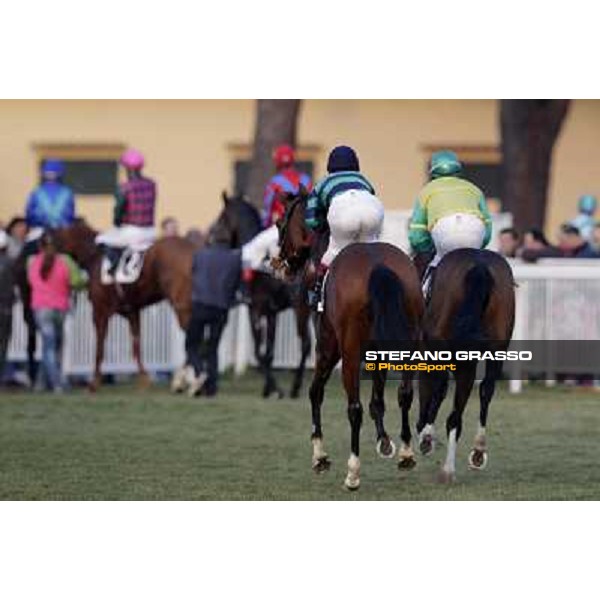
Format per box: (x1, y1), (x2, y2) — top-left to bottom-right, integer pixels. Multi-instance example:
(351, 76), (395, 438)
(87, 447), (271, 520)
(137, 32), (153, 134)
(120, 148), (145, 170)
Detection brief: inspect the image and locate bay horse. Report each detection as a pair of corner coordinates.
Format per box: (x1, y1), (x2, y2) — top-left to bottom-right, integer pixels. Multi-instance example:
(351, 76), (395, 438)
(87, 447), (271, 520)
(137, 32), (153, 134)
(275, 193), (424, 490)
(415, 248), (515, 483)
(15, 219), (196, 391)
(209, 192), (313, 399)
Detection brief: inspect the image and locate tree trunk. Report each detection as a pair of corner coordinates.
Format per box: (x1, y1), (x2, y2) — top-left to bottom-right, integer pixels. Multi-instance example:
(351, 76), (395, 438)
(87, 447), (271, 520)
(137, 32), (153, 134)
(500, 99), (570, 231)
(245, 99), (301, 209)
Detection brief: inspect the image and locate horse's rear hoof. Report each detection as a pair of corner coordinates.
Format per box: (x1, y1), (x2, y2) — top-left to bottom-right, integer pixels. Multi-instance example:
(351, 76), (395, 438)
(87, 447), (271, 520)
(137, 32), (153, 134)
(468, 448), (488, 470)
(437, 470), (455, 485)
(312, 456), (331, 474)
(398, 456), (417, 471)
(419, 434), (435, 456)
(376, 437), (396, 459)
(344, 475), (360, 491)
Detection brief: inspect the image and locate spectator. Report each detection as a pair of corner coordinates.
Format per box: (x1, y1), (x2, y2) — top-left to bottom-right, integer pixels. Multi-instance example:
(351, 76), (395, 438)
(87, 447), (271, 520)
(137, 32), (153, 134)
(27, 232), (87, 393)
(557, 223), (598, 258)
(570, 194), (597, 242)
(519, 228), (562, 262)
(590, 223), (600, 253)
(185, 228), (206, 249)
(6, 216), (28, 259)
(0, 230), (15, 384)
(498, 227), (520, 258)
(185, 243), (242, 397)
(161, 216), (180, 238)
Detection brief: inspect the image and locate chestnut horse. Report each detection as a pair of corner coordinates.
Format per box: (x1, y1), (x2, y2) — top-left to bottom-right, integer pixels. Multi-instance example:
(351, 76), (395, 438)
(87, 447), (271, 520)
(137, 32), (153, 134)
(275, 194), (424, 490)
(16, 220), (195, 390)
(415, 248), (515, 483)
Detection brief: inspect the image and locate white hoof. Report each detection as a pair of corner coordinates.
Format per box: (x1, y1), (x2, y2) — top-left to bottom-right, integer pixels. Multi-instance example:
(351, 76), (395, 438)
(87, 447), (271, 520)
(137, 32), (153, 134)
(344, 473), (361, 491)
(376, 438), (397, 459)
(344, 454), (361, 490)
(468, 448), (489, 470)
(170, 367), (188, 393)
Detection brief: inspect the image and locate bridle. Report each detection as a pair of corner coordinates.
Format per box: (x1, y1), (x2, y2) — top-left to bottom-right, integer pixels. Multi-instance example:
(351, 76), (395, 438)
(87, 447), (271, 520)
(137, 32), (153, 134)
(276, 195), (311, 275)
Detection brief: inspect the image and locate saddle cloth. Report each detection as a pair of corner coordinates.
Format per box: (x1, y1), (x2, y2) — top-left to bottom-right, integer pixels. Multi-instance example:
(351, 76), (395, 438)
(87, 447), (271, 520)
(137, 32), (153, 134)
(101, 247), (146, 285)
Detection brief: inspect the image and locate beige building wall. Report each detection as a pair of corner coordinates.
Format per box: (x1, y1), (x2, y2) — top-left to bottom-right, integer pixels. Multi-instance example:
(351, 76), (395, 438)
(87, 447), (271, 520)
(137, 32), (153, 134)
(0, 99), (597, 240)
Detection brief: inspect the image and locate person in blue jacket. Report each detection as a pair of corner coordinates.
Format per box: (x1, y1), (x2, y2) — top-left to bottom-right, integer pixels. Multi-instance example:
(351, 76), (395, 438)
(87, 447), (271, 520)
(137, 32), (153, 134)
(25, 159), (75, 237)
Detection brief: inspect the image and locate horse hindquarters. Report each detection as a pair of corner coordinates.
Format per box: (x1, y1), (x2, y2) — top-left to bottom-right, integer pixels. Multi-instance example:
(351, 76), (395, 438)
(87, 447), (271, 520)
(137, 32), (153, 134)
(368, 264), (417, 468)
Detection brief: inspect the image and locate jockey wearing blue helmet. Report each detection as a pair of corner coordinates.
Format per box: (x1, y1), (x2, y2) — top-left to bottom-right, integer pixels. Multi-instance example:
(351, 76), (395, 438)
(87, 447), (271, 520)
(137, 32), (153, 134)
(25, 159), (76, 231)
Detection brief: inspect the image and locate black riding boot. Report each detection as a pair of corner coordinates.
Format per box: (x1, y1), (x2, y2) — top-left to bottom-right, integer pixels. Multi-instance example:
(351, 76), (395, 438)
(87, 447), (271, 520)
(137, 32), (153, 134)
(422, 265), (436, 305)
(308, 272), (325, 311)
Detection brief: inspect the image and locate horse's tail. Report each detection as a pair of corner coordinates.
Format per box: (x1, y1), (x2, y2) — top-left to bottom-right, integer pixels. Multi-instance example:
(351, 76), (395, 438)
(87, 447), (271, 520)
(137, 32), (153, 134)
(452, 261), (494, 341)
(368, 264), (410, 341)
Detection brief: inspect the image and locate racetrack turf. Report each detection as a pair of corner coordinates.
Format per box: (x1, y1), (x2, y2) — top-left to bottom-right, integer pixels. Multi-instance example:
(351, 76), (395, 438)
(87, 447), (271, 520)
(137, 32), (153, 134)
(1, 372), (599, 500)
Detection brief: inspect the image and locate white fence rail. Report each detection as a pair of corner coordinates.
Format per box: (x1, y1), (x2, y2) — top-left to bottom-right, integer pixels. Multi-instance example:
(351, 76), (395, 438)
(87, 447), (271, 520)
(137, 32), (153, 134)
(8, 258), (600, 390)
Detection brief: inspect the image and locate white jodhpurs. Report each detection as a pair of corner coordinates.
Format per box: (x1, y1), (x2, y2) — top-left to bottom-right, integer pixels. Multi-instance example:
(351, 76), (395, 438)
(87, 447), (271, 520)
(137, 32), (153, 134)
(430, 213), (486, 268)
(95, 225), (156, 251)
(241, 224), (280, 271)
(321, 190), (384, 267)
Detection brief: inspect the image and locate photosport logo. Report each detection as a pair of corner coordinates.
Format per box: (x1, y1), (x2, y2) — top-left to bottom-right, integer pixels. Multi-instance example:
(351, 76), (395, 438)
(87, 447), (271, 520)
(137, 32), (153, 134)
(360, 341), (600, 380)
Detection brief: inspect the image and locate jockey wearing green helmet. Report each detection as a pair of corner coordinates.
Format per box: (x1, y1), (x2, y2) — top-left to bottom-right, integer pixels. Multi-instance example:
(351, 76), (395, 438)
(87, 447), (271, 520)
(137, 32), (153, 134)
(429, 149), (463, 179)
(409, 150), (493, 296)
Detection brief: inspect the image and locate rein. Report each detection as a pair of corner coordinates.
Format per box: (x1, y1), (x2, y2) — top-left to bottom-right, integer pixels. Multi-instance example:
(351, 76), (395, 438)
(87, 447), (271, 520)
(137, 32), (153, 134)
(277, 195), (310, 273)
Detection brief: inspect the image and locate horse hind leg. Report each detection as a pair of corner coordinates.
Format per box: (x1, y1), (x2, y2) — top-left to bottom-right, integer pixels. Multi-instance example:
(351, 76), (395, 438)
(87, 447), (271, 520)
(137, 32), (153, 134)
(309, 334), (339, 474)
(397, 372), (416, 470)
(417, 371), (448, 456)
(468, 360), (503, 471)
(439, 363), (477, 484)
(369, 370), (396, 459)
(342, 348), (363, 491)
(128, 311), (150, 390)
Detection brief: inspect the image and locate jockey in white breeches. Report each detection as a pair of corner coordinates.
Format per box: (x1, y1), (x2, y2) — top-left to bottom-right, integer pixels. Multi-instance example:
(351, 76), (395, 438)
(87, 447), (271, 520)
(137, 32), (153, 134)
(305, 145), (384, 309)
(408, 150), (492, 298)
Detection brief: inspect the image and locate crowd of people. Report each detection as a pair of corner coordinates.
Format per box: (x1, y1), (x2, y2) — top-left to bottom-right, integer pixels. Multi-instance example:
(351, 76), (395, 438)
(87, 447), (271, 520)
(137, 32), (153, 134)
(498, 195), (600, 261)
(0, 143), (598, 396)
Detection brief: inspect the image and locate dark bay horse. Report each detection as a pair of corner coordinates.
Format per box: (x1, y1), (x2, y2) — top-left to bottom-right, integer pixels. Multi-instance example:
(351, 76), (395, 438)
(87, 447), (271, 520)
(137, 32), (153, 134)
(415, 248), (515, 483)
(16, 220), (196, 390)
(276, 194), (424, 490)
(210, 192), (313, 398)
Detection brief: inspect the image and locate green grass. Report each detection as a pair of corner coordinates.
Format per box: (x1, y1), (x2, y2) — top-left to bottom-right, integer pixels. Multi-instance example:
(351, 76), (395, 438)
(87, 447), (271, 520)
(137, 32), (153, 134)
(1, 372), (600, 500)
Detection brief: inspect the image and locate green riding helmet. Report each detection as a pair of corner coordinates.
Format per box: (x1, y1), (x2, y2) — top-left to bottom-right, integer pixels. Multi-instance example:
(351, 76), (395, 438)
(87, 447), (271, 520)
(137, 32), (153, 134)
(429, 150), (463, 179)
(578, 194), (597, 216)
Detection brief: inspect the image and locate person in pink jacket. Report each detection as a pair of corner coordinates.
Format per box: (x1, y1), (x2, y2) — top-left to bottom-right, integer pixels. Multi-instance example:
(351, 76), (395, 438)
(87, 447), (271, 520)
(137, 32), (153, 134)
(27, 232), (86, 392)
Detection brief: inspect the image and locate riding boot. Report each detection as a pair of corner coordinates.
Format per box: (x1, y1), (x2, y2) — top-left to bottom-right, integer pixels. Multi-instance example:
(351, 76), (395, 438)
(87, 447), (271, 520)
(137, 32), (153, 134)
(308, 264), (327, 311)
(422, 265), (436, 305)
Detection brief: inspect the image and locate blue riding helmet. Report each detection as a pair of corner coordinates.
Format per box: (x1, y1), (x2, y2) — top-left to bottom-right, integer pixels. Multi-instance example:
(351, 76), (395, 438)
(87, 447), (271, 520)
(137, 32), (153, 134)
(429, 150), (462, 179)
(41, 158), (65, 178)
(578, 194), (597, 216)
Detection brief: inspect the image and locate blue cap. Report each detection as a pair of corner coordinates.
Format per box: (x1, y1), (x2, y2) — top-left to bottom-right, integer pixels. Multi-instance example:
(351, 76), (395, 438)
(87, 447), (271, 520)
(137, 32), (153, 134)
(578, 194), (597, 215)
(327, 146), (360, 173)
(42, 158), (65, 177)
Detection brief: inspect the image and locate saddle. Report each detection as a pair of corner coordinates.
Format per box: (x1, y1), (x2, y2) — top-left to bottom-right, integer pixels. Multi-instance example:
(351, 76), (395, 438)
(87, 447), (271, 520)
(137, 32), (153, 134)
(100, 246), (147, 285)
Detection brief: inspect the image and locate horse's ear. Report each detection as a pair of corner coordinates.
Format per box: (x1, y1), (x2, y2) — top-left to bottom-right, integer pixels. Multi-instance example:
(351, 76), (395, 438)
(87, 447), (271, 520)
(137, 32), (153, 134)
(221, 190), (230, 205)
(298, 184), (308, 199)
